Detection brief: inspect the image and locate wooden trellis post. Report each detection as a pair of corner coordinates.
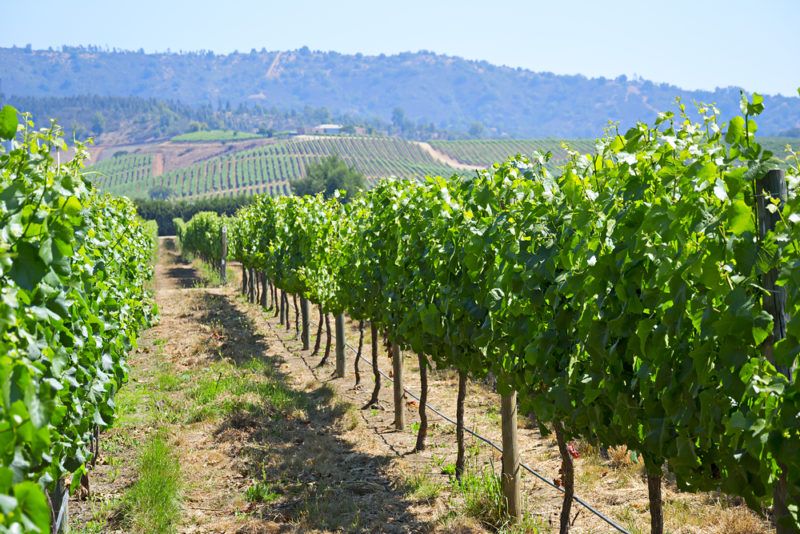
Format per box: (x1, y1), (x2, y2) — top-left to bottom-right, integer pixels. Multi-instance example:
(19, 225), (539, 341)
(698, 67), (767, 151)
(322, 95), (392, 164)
(756, 169), (792, 533)
(501, 391), (521, 521)
(335, 314), (346, 377)
(301, 297), (310, 350)
(219, 225), (227, 285)
(392, 342), (404, 430)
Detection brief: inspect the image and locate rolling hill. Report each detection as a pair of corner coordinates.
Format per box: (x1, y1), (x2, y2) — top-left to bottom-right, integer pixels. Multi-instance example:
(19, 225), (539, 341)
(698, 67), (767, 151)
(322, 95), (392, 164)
(3, 46), (800, 138)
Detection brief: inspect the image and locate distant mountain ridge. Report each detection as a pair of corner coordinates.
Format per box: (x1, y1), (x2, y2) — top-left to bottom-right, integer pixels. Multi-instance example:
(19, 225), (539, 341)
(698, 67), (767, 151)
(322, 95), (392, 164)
(2, 46), (798, 137)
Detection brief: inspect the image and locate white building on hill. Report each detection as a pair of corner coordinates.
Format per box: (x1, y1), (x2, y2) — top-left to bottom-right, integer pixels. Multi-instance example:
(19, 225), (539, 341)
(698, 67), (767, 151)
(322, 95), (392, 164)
(311, 123), (343, 135)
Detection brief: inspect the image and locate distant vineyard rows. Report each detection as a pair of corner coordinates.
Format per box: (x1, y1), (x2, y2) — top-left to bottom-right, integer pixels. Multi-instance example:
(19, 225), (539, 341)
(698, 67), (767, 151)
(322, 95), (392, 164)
(90, 137), (456, 199)
(89, 153), (153, 191)
(88, 136), (800, 201)
(431, 138), (596, 166)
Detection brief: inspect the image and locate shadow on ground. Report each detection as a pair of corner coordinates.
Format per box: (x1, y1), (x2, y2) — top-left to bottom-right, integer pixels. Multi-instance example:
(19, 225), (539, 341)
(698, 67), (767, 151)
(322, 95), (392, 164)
(166, 265), (202, 288)
(160, 240), (202, 289)
(198, 291), (429, 533)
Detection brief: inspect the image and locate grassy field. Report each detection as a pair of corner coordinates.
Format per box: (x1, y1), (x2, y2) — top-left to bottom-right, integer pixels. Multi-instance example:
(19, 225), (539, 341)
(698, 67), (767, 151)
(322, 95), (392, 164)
(171, 129), (265, 142)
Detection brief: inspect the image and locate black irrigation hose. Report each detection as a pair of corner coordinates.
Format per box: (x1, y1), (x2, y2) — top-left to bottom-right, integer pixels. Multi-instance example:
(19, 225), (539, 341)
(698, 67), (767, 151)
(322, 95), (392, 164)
(300, 317), (630, 534)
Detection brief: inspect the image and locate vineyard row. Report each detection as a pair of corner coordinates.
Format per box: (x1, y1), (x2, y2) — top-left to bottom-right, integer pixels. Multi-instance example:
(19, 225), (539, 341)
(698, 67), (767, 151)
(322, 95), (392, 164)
(177, 97), (800, 533)
(0, 110), (156, 532)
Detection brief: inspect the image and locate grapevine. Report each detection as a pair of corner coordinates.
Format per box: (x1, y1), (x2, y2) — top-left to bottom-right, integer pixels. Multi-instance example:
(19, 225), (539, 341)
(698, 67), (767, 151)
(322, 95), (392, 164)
(183, 97), (800, 532)
(0, 109), (156, 532)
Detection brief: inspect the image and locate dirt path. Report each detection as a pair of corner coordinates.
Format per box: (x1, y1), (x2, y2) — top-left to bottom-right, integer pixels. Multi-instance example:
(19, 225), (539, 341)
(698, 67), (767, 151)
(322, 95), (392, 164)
(413, 141), (485, 171)
(70, 239), (263, 533)
(266, 51), (283, 79)
(70, 239), (438, 533)
(152, 152), (165, 177)
(69, 239), (769, 534)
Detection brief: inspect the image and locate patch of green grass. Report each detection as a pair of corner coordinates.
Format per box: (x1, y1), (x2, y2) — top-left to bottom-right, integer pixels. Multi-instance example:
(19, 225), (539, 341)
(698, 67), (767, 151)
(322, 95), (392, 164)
(185, 360), (307, 422)
(115, 339), (184, 426)
(498, 516), (545, 534)
(245, 479), (280, 503)
(189, 371), (229, 404)
(72, 495), (123, 534)
(114, 376), (156, 427)
(192, 260), (232, 287)
(452, 465), (507, 529)
(241, 357), (267, 373)
(171, 129), (264, 142)
(238, 379), (307, 412)
(405, 472), (443, 503)
(122, 430), (181, 533)
(157, 371), (186, 392)
(431, 454), (456, 476)
(445, 461), (546, 533)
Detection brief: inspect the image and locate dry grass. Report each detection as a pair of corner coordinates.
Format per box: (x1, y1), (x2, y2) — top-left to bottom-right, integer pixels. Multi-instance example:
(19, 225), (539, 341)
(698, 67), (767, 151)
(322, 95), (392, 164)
(713, 505), (772, 534)
(335, 401), (361, 432)
(608, 445), (633, 468)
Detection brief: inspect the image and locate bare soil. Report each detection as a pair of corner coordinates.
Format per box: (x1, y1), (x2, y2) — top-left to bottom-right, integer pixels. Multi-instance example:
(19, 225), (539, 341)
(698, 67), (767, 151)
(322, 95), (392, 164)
(152, 152), (165, 177)
(414, 141), (485, 171)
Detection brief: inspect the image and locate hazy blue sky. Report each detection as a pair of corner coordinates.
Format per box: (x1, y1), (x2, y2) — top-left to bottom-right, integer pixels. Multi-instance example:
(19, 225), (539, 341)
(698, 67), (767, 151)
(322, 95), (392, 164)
(2, 0), (798, 95)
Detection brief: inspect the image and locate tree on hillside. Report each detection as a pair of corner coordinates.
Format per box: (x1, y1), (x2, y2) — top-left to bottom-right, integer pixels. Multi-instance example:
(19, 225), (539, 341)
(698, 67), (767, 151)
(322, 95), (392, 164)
(290, 155), (366, 201)
(149, 184), (174, 200)
(468, 122), (484, 138)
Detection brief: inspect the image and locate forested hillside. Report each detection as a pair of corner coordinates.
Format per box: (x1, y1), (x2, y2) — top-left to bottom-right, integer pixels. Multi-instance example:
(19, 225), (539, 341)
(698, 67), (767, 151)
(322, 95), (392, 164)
(6, 95), (381, 144)
(3, 46), (799, 137)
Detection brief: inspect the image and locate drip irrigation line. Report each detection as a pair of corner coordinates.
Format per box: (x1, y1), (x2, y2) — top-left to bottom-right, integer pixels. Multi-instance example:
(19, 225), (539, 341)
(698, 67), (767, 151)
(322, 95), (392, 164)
(295, 314), (630, 534)
(249, 286), (628, 533)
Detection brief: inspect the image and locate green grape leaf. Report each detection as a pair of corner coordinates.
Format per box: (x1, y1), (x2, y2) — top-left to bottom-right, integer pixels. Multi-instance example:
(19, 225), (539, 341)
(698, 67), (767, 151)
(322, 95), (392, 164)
(9, 243), (49, 290)
(0, 105), (18, 140)
(725, 116), (745, 145)
(727, 200), (755, 235)
(62, 196), (83, 218)
(14, 481), (51, 533)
